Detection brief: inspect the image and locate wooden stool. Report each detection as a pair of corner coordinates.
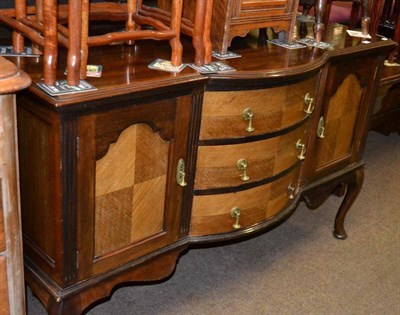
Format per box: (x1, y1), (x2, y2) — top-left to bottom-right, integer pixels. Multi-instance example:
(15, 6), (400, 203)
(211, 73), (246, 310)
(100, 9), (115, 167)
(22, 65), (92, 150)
(146, 0), (214, 66)
(0, 0), (184, 86)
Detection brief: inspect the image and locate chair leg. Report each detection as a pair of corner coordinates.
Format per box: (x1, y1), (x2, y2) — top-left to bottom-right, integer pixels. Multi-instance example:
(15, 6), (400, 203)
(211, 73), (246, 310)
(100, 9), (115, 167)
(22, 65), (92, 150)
(169, 0), (183, 66)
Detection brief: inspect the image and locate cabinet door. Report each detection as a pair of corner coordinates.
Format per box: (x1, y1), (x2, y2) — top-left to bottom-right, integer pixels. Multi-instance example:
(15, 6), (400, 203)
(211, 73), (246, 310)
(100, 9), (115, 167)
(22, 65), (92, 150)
(76, 95), (193, 278)
(309, 55), (381, 179)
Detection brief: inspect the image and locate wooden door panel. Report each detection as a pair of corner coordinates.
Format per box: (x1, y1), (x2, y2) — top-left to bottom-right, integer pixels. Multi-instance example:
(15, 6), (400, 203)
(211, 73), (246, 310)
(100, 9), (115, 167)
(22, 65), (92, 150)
(94, 124), (168, 258)
(77, 95), (192, 278)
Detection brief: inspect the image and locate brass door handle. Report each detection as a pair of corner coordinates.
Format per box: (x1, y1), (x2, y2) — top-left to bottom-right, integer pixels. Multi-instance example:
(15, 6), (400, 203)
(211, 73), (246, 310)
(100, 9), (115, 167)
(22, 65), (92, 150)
(317, 116), (326, 138)
(296, 140), (306, 161)
(304, 93), (314, 115)
(242, 108), (255, 132)
(287, 183), (296, 199)
(231, 206), (241, 229)
(176, 158), (187, 187)
(236, 158), (250, 181)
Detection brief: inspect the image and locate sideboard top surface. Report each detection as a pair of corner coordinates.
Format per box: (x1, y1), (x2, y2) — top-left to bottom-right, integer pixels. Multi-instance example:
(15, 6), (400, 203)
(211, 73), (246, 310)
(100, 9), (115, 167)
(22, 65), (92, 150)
(3, 23), (395, 107)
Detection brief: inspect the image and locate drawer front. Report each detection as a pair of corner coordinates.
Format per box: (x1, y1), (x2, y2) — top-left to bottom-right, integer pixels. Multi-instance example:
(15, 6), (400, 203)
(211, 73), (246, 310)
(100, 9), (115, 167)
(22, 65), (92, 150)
(200, 76), (317, 140)
(191, 166), (300, 236)
(236, 0), (290, 17)
(195, 124), (307, 190)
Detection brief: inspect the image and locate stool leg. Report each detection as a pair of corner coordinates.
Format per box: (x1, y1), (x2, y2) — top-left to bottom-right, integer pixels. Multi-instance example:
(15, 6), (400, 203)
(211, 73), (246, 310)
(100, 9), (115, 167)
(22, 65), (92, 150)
(43, 0), (58, 86)
(13, 0), (26, 53)
(314, 0), (327, 42)
(193, 0), (206, 66)
(169, 0), (183, 66)
(66, 0), (82, 86)
(81, 0), (89, 80)
(361, 0), (371, 36)
(203, 0), (214, 64)
(32, 0), (44, 54)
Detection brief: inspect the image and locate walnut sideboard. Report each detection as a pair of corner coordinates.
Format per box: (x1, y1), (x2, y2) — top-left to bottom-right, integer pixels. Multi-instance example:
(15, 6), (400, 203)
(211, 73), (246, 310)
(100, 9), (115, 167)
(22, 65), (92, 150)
(7, 25), (394, 314)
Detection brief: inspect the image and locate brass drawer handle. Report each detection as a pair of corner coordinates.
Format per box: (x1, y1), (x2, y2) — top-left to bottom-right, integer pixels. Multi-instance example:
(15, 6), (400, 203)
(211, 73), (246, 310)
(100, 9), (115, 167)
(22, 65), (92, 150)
(287, 183), (296, 199)
(231, 206), (241, 229)
(317, 116), (326, 138)
(304, 93), (315, 115)
(236, 158), (250, 181)
(176, 158), (187, 187)
(242, 108), (255, 132)
(296, 140), (306, 161)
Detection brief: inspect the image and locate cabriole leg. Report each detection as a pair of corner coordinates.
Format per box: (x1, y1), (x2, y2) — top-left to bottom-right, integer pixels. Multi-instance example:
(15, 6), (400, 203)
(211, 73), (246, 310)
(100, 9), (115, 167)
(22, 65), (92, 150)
(333, 167), (364, 240)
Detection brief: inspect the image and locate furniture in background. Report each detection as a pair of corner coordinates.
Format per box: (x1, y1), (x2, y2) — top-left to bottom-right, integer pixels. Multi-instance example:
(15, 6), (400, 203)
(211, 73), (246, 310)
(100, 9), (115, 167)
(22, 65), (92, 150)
(158, 0), (300, 54)
(300, 0), (370, 39)
(0, 57), (31, 315)
(8, 23), (394, 314)
(369, 0), (400, 135)
(0, 0), (184, 86)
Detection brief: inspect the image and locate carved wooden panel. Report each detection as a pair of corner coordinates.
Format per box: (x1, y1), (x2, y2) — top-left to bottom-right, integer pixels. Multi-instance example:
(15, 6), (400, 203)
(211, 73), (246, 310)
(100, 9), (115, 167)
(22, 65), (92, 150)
(191, 167), (299, 236)
(196, 125), (307, 189)
(315, 75), (362, 170)
(94, 124), (168, 257)
(200, 77), (316, 140)
(0, 257), (10, 315)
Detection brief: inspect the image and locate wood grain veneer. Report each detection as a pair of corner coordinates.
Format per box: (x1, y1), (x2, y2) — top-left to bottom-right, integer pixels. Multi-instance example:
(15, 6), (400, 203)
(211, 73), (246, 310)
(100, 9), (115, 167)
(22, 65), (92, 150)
(200, 76), (317, 140)
(195, 125), (307, 190)
(191, 167), (300, 236)
(8, 25), (395, 314)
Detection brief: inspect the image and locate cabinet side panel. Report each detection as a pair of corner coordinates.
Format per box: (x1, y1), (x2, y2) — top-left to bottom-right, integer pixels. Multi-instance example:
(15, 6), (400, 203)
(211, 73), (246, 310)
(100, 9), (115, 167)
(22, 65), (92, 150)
(17, 106), (56, 263)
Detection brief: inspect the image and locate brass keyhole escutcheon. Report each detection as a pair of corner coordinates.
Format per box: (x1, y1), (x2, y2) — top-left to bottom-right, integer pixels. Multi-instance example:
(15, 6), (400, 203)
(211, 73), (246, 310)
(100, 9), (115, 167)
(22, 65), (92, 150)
(304, 93), (315, 115)
(296, 140), (306, 161)
(242, 108), (255, 132)
(237, 158), (250, 181)
(231, 206), (241, 229)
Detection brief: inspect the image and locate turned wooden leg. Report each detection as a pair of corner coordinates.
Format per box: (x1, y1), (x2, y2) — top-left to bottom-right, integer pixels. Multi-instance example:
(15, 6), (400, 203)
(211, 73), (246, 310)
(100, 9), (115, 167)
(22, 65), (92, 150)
(360, 0), (371, 36)
(314, 0), (327, 42)
(192, 0), (206, 66)
(66, 0), (83, 86)
(169, 0), (183, 66)
(333, 167), (364, 240)
(43, 0), (58, 86)
(202, 0), (214, 65)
